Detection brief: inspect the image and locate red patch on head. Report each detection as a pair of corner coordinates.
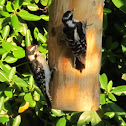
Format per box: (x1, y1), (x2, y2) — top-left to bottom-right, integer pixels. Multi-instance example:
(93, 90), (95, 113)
(27, 45), (34, 51)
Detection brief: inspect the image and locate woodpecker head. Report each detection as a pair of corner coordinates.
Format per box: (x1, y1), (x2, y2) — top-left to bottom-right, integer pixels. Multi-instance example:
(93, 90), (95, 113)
(62, 10), (76, 28)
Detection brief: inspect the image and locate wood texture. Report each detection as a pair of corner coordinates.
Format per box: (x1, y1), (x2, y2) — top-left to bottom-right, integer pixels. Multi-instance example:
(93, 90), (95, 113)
(47, 0), (104, 111)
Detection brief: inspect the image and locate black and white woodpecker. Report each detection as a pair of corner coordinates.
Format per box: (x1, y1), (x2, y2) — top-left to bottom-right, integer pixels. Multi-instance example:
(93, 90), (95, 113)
(26, 45), (52, 107)
(62, 10), (87, 72)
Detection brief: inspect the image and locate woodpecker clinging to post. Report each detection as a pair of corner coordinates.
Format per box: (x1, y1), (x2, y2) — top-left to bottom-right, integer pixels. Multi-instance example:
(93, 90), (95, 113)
(62, 10), (88, 72)
(26, 45), (52, 107)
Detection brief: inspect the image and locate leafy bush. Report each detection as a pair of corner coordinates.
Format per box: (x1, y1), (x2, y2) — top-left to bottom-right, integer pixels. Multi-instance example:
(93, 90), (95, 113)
(0, 0), (126, 126)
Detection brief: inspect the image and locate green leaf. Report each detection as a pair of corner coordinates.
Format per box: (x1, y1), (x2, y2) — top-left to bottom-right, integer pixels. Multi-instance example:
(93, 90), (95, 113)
(39, 45), (48, 57)
(112, 0), (126, 13)
(9, 67), (16, 80)
(77, 112), (92, 126)
(0, 48), (6, 55)
(24, 92), (36, 107)
(0, 10), (10, 17)
(0, 96), (4, 111)
(70, 112), (82, 124)
(114, 114), (126, 126)
(25, 29), (32, 47)
(0, 115), (9, 124)
(33, 91), (40, 101)
(107, 80), (113, 92)
(37, 32), (46, 43)
(11, 14), (24, 33)
(2, 25), (10, 39)
(27, 3), (38, 11)
(12, 115), (21, 126)
(108, 101), (125, 113)
(100, 93), (106, 105)
(122, 41), (126, 56)
(4, 55), (18, 63)
(56, 117), (66, 126)
(121, 73), (126, 81)
(14, 0), (24, 10)
(41, 15), (49, 21)
(0, 0), (6, 5)
(13, 49), (25, 58)
(91, 111), (102, 126)
(99, 73), (108, 90)
(6, 1), (13, 12)
(112, 85), (126, 96)
(51, 109), (64, 117)
(0, 61), (10, 74)
(29, 75), (34, 87)
(40, 0), (48, 6)
(13, 75), (28, 87)
(2, 52), (9, 61)
(35, 0), (39, 3)
(111, 42), (119, 50)
(108, 93), (117, 101)
(4, 87), (13, 98)
(0, 69), (9, 82)
(104, 112), (115, 119)
(18, 10), (41, 21)
(34, 27), (39, 39)
(103, 8), (112, 14)
(2, 41), (12, 52)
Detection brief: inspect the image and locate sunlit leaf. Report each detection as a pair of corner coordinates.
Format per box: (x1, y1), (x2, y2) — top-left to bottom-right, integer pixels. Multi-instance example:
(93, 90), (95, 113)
(13, 75), (28, 87)
(0, 69), (9, 82)
(27, 3), (38, 11)
(2, 25), (10, 39)
(99, 73), (108, 90)
(18, 10), (41, 21)
(107, 80), (113, 92)
(13, 49), (25, 58)
(112, 0), (126, 13)
(108, 93), (117, 101)
(18, 101), (30, 113)
(4, 55), (18, 63)
(25, 29), (32, 47)
(56, 117), (66, 126)
(51, 109), (64, 117)
(33, 91), (40, 101)
(104, 112), (115, 119)
(91, 111), (102, 126)
(77, 112), (92, 126)
(0, 11), (10, 17)
(100, 93), (106, 105)
(6, 1), (13, 12)
(9, 67), (16, 80)
(14, 0), (24, 9)
(4, 87), (13, 98)
(0, 115), (9, 124)
(41, 15), (49, 21)
(12, 115), (21, 126)
(0, 96), (4, 111)
(112, 85), (126, 96)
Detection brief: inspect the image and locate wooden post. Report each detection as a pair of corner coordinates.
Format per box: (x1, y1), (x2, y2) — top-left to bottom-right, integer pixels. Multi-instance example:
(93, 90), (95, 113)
(47, 0), (104, 111)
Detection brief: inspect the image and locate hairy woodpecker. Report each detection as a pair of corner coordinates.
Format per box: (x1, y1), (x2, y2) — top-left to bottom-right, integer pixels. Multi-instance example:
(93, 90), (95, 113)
(62, 10), (87, 72)
(26, 45), (52, 107)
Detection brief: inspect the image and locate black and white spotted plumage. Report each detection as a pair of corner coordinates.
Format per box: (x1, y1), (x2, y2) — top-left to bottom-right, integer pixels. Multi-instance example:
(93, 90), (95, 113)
(62, 10), (87, 72)
(26, 45), (52, 107)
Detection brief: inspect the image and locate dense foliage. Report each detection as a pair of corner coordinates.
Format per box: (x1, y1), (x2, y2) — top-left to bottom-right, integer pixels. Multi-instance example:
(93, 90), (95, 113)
(0, 0), (126, 125)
